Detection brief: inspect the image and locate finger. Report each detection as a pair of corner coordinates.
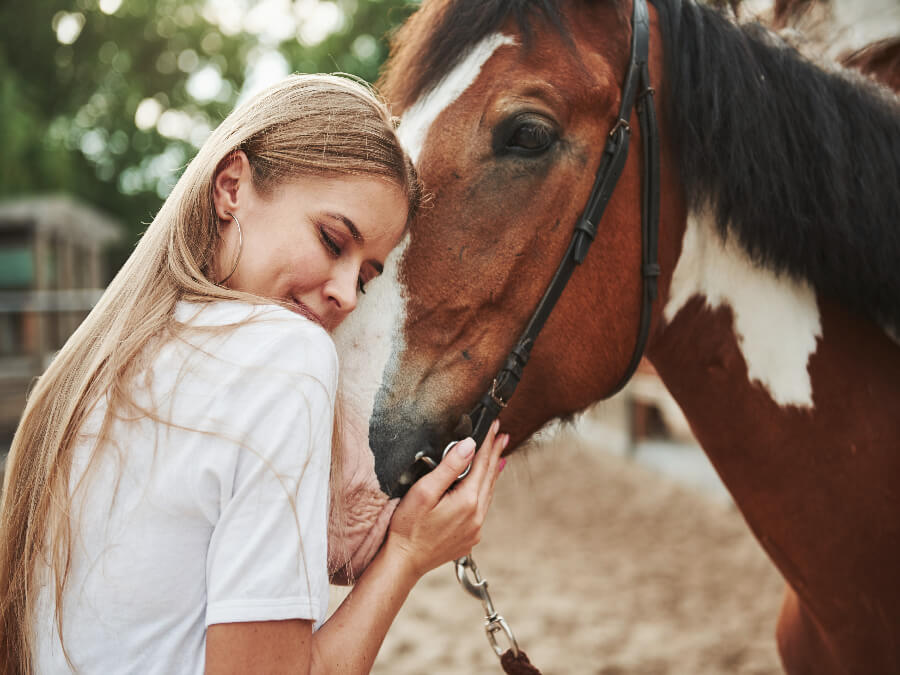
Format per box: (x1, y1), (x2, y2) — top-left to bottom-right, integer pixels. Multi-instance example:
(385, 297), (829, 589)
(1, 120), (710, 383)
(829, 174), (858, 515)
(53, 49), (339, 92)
(477, 429), (504, 495)
(478, 432), (508, 510)
(409, 437), (477, 507)
(475, 422), (505, 491)
(462, 419), (500, 488)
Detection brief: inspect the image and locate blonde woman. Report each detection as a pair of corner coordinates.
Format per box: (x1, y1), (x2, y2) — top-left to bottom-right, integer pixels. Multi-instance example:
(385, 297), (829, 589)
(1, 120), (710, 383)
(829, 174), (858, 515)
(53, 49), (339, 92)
(0, 74), (507, 674)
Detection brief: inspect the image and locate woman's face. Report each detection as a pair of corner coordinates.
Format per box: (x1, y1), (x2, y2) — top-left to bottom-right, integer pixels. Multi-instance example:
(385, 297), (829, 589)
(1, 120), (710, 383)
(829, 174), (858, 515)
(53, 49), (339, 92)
(213, 153), (408, 331)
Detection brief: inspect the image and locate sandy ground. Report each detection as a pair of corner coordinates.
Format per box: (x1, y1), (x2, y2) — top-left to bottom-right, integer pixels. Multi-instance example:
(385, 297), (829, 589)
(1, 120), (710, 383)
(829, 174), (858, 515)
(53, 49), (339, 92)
(332, 430), (787, 674)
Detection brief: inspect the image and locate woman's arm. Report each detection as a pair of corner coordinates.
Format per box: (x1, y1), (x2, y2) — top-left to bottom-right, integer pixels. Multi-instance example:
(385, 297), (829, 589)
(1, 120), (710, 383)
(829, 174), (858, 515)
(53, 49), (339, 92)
(206, 422), (507, 674)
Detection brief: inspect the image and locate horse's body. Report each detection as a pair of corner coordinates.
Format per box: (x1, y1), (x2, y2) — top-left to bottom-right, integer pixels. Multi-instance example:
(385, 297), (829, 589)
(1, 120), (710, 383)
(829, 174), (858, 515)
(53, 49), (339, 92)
(331, 0), (900, 671)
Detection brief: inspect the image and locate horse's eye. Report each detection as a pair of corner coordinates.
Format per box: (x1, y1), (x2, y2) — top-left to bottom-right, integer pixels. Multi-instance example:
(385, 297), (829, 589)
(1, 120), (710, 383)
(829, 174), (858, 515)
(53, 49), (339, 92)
(506, 122), (555, 154)
(493, 114), (559, 158)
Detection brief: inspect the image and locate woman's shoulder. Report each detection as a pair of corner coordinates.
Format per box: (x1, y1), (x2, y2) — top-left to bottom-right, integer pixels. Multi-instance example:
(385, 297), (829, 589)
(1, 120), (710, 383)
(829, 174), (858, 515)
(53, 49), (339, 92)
(172, 300), (338, 394)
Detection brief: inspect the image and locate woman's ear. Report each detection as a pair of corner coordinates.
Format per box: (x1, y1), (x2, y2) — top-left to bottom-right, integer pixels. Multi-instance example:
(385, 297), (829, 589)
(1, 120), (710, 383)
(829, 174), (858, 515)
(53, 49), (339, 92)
(212, 151), (251, 221)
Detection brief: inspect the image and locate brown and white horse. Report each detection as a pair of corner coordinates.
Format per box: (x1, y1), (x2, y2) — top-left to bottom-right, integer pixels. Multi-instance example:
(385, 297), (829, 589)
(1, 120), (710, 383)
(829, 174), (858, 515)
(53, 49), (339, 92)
(330, 0), (900, 671)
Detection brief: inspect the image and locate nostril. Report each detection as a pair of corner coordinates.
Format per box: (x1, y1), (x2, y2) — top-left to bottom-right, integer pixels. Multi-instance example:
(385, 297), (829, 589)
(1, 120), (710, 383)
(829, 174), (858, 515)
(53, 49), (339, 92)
(371, 405), (444, 497)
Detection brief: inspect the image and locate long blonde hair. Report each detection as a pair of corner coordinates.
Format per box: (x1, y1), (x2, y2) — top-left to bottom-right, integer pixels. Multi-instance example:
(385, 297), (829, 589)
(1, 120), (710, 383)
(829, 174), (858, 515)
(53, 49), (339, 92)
(0, 73), (421, 674)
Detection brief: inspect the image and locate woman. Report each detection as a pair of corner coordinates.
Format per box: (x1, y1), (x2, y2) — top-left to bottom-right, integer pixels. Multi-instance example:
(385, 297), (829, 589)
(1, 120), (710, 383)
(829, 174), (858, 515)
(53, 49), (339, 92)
(0, 74), (507, 674)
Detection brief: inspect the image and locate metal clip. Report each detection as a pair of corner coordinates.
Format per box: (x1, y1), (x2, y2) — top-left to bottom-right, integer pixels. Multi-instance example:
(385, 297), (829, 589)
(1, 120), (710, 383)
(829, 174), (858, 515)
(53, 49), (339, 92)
(455, 555), (520, 658)
(608, 117), (631, 137)
(413, 450), (437, 471)
(442, 441), (472, 480)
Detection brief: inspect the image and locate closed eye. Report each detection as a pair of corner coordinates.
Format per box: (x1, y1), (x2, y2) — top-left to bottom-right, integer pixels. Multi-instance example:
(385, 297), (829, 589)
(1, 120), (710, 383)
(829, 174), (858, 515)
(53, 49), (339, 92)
(318, 226), (341, 257)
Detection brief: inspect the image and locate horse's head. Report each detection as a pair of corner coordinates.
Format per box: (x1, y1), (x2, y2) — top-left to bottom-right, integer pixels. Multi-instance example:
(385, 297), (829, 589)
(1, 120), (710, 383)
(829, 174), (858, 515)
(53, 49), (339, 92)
(343, 0), (689, 496)
(331, 0), (687, 563)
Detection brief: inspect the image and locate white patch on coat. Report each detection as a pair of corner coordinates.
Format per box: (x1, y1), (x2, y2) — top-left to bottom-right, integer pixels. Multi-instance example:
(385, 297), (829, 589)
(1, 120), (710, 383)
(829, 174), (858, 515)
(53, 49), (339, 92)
(664, 211), (823, 408)
(397, 33), (516, 164)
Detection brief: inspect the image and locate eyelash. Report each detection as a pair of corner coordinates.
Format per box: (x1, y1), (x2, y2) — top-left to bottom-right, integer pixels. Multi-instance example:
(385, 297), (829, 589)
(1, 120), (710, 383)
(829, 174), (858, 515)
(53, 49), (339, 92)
(318, 227), (341, 257)
(318, 225), (367, 295)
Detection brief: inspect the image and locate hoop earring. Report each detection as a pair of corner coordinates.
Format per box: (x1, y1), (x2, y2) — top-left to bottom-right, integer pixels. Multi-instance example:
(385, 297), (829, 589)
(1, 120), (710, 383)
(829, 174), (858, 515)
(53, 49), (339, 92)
(218, 211), (243, 286)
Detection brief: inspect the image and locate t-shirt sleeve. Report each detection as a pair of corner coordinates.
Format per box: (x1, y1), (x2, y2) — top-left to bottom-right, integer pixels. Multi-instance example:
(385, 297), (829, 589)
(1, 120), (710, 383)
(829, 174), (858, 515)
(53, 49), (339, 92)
(203, 314), (337, 630)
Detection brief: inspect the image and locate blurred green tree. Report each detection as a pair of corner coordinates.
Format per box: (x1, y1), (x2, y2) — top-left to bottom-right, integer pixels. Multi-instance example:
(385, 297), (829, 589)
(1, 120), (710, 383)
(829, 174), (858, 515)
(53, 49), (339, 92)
(0, 0), (415, 270)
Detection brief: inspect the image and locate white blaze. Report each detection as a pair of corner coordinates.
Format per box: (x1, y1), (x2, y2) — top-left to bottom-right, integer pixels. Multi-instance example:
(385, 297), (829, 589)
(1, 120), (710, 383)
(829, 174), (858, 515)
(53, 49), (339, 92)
(398, 33), (516, 164)
(664, 210), (823, 408)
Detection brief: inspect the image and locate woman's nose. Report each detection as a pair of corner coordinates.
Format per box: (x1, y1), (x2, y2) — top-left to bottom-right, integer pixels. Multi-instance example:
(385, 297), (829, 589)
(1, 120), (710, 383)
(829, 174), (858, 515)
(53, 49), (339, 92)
(326, 268), (358, 315)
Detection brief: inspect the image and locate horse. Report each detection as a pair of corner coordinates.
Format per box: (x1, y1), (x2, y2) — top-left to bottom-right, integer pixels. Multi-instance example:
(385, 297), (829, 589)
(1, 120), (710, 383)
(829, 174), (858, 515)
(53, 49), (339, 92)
(329, 0), (900, 672)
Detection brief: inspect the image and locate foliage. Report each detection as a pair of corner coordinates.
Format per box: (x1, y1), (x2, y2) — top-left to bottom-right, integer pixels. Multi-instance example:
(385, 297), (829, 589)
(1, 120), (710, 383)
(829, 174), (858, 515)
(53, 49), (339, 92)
(0, 0), (416, 269)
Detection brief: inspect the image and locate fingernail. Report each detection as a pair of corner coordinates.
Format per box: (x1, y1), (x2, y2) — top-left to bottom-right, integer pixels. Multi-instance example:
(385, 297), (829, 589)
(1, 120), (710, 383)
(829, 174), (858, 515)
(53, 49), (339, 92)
(456, 438), (476, 459)
(502, 434), (510, 449)
(491, 419), (500, 434)
(498, 458), (507, 473)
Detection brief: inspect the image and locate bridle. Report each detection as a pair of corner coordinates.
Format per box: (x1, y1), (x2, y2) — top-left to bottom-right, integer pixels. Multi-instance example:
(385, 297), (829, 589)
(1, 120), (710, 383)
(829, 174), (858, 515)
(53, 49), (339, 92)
(396, 0), (661, 492)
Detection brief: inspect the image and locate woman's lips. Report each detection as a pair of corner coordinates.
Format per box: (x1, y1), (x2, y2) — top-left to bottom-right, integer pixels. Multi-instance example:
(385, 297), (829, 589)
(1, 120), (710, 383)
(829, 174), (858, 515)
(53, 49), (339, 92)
(291, 298), (327, 328)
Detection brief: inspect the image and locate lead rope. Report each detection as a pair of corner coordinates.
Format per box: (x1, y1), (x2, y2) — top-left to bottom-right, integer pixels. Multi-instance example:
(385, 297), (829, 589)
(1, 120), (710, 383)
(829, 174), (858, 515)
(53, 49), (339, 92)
(455, 556), (542, 674)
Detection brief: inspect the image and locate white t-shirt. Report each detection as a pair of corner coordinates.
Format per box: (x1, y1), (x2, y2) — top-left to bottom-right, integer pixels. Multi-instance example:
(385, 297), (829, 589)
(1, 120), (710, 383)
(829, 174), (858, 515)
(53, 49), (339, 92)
(31, 301), (338, 674)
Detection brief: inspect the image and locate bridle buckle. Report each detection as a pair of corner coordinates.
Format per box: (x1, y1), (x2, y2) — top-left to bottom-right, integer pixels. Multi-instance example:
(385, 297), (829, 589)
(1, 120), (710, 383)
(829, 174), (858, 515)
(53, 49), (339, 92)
(609, 117), (631, 137)
(489, 378), (508, 409)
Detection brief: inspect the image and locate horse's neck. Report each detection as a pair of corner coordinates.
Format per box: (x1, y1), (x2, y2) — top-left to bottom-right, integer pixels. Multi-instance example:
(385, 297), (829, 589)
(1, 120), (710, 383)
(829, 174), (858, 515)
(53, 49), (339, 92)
(646, 207), (900, 628)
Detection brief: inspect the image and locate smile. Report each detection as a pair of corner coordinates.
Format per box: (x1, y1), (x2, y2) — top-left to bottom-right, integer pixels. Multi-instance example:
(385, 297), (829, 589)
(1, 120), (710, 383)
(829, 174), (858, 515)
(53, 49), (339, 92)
(290, 297), (326, 328)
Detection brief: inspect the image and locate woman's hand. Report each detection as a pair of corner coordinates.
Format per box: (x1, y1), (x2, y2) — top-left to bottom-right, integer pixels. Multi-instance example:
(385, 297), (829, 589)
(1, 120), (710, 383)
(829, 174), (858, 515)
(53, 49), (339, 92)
(385, 420), (508, 579)
(280, 421), (507, 675)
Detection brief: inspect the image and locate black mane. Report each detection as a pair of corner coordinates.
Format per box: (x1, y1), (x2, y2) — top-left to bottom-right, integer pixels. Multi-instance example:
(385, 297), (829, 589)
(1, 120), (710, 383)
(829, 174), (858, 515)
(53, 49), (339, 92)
(651, 0), (900, 330)
(395, 0), (900, 331)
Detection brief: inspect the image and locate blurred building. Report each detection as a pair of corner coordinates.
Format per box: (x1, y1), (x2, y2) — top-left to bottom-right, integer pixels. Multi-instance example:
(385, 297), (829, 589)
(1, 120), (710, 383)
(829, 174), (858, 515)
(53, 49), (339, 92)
(0, 195), (121, 438)
(575, 358), (695, 454)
